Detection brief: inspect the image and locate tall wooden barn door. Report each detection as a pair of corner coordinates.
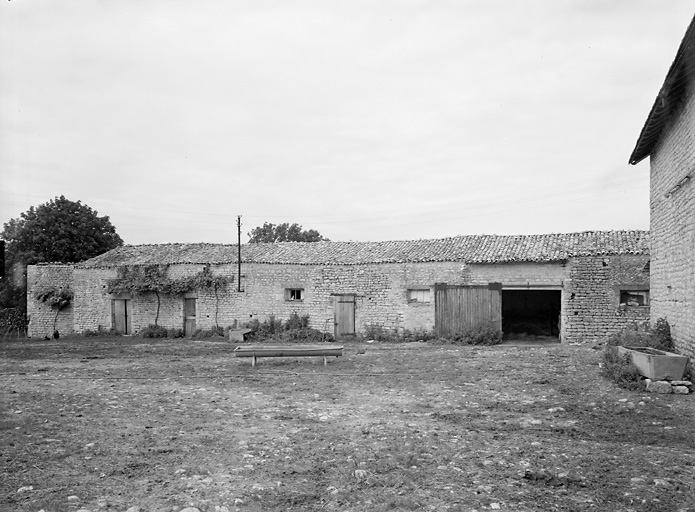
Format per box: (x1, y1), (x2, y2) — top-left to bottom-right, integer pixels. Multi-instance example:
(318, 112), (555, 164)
(434, 284), (502, 338)
(184, 298), (196, 337)
(112, 299), (132, 335)
(334, 294), (356, 338)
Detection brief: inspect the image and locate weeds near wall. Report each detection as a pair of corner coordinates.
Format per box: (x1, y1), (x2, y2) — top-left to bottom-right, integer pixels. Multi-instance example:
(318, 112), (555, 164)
(140, 324), (169, 338)
(82, 326), (117, 337)
(445, 324), (503, 345)
(601, 317), (675, 390)
(601, 347), (646, 391)
(0, 308), (27, 338)
(605, 317), (674, 352)
(244, 313), (333, 343)
(361, 324), (438, 343)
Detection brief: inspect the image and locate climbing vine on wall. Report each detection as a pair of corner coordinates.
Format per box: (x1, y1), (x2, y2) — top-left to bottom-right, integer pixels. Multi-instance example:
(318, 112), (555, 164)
(33, 285), (74, 334)
(106, 265), (232, 327)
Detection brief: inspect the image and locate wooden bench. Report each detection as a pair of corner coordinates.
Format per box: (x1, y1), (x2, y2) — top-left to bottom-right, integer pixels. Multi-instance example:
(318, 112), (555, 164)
(234, 344), (343, 366)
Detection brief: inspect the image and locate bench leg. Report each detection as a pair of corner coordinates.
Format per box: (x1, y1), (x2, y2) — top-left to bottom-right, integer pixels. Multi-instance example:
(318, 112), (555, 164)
(252, 355), (257, 367)
(323, 355), (327, 366)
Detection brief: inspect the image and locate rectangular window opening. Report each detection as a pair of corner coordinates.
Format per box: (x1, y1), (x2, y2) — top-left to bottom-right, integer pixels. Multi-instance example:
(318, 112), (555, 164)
(408, 289), (431, 303)
(286, 288), (304, 302)
(620, 290), (649, 306)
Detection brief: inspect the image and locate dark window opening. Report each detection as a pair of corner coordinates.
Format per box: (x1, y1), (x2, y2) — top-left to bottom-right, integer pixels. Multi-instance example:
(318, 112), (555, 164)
(502, 290), (561, 338)
(620, 290), (649, 306)
(286, 288), (304, 301)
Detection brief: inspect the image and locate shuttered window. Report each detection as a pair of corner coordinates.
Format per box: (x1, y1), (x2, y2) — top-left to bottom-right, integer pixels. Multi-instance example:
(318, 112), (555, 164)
(408, 289), (431, 303)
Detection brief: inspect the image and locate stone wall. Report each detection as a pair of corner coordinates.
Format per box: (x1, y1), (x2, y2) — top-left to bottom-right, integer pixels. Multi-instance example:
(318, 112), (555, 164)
(649, 81), (695, 359)
(27, 264), (75, 338)
(28, 255), (650, 344)
(563, 255), (650, 345)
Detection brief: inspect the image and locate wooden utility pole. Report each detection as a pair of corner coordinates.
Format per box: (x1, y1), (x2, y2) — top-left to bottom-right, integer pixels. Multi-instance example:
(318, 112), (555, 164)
(237, 216), (242, 292)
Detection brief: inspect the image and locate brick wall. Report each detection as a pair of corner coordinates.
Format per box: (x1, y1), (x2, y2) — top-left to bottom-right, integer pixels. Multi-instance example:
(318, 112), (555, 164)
(27, 264), (75, 338)
(649, 81), (695, 358)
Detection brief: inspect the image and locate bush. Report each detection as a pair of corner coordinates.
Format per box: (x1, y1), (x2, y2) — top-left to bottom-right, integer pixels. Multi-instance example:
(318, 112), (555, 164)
(651, 317), (674, 351)
(446, 324), (503, 345)
(285, 312), (310, 331)
(362, 323), (393, 342)
(82, 325), (116, 337)
(601, 346), (645, 391)
(361, 324), (437, 343)
(606, 318), (674, 351)
(167, 327), (184, 338)
(140, 324), (168, 338)
(195, 326), (225, 338)
(243, 314), (333, 343)
(602, 318), (676, 390)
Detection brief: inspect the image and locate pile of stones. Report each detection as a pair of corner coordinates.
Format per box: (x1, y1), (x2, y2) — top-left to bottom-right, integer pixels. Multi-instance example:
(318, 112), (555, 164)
(644, 379), (692, 394)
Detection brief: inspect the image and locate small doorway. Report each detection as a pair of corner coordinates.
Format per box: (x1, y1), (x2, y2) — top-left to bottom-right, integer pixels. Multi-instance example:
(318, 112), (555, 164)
(334, 294), (356, 338)
(501, 289), (561, 339)
(112, 299), (132, 335)
(184, 298), (196, 336)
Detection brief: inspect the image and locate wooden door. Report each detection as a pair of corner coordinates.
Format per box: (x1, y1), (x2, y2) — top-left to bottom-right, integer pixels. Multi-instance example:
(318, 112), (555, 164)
(334, 294), (356, 338)
(434, 284), (502, 338)
(184, 298), (196, 336)
(112, 299), (132, 334)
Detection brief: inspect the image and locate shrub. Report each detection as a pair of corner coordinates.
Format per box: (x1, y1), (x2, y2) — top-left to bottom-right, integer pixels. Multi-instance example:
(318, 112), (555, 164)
(651, 317), (674, 351)
(601, 346), (645, 391)
(606, 318), (674, 351)
(195, 326), (225, 338)
(362, 323), (393, 342)
(361, 324), (437, 343)
(446, 324), (503, 345)
(140, 324), (168, 338)
(167, 327), (184, 338)
(243, 315), (333, 343)
(285, 312), (310, 331)
(82, 325), (116, 337)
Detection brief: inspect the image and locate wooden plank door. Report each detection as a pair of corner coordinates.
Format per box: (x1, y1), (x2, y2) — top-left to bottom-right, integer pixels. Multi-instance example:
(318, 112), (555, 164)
(334, 294), (356, 338)
(112, 299), (132, 334)
(434, 284), (502, 338)
(184, 298), (196, 337)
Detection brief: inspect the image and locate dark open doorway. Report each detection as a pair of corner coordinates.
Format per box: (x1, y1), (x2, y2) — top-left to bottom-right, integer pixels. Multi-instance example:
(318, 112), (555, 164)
(502, 290), (561, 338)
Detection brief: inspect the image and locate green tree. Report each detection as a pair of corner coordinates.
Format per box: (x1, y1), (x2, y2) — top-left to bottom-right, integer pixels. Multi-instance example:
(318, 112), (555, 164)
(247, 222), (328, 243)
(0, 196), (123, 313)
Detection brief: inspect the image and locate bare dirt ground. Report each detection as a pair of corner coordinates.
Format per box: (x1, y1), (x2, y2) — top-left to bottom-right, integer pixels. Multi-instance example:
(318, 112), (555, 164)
(1, 336), (694, 512)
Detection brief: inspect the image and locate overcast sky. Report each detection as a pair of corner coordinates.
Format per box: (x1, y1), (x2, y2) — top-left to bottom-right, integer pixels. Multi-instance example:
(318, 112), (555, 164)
(1, 1), (693, 245)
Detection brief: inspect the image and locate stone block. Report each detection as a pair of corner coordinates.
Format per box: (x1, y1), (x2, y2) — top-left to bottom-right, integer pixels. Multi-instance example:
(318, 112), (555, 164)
(673, 386), (690, 394)
(646, 380), (673, 394)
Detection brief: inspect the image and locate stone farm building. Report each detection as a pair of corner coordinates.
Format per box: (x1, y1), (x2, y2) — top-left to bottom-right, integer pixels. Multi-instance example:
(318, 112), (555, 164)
(629, 13), (695, 359)
(28, 230), (650, 344)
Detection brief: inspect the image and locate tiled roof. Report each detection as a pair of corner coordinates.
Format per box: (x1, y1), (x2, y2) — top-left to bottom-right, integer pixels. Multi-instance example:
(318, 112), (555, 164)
(77, 230), (649, 268)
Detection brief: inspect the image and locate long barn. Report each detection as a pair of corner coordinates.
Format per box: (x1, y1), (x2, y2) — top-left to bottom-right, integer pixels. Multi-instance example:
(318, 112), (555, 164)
(28, 230), (649, 344)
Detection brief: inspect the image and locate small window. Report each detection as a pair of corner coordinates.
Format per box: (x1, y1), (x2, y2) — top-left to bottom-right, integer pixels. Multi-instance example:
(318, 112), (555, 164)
(408, 289), (431, 303)
(620, 290), (649, 306)
(285, 288), (304, 301)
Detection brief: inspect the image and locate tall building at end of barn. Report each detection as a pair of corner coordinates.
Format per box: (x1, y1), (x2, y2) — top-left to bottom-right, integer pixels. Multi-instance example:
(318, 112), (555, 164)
(630, 13), (695, 359)
(27, 231), (649, 344)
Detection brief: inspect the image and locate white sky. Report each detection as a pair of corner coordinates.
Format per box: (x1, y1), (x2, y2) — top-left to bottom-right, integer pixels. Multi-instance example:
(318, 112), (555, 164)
(1, 1), (693, 244)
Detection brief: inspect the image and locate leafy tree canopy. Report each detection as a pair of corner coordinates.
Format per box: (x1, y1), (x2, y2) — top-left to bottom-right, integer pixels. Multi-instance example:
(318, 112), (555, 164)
(248, 222), (328, 243)
(1, 195), (123, 266)
(1, 195), (123, 311)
